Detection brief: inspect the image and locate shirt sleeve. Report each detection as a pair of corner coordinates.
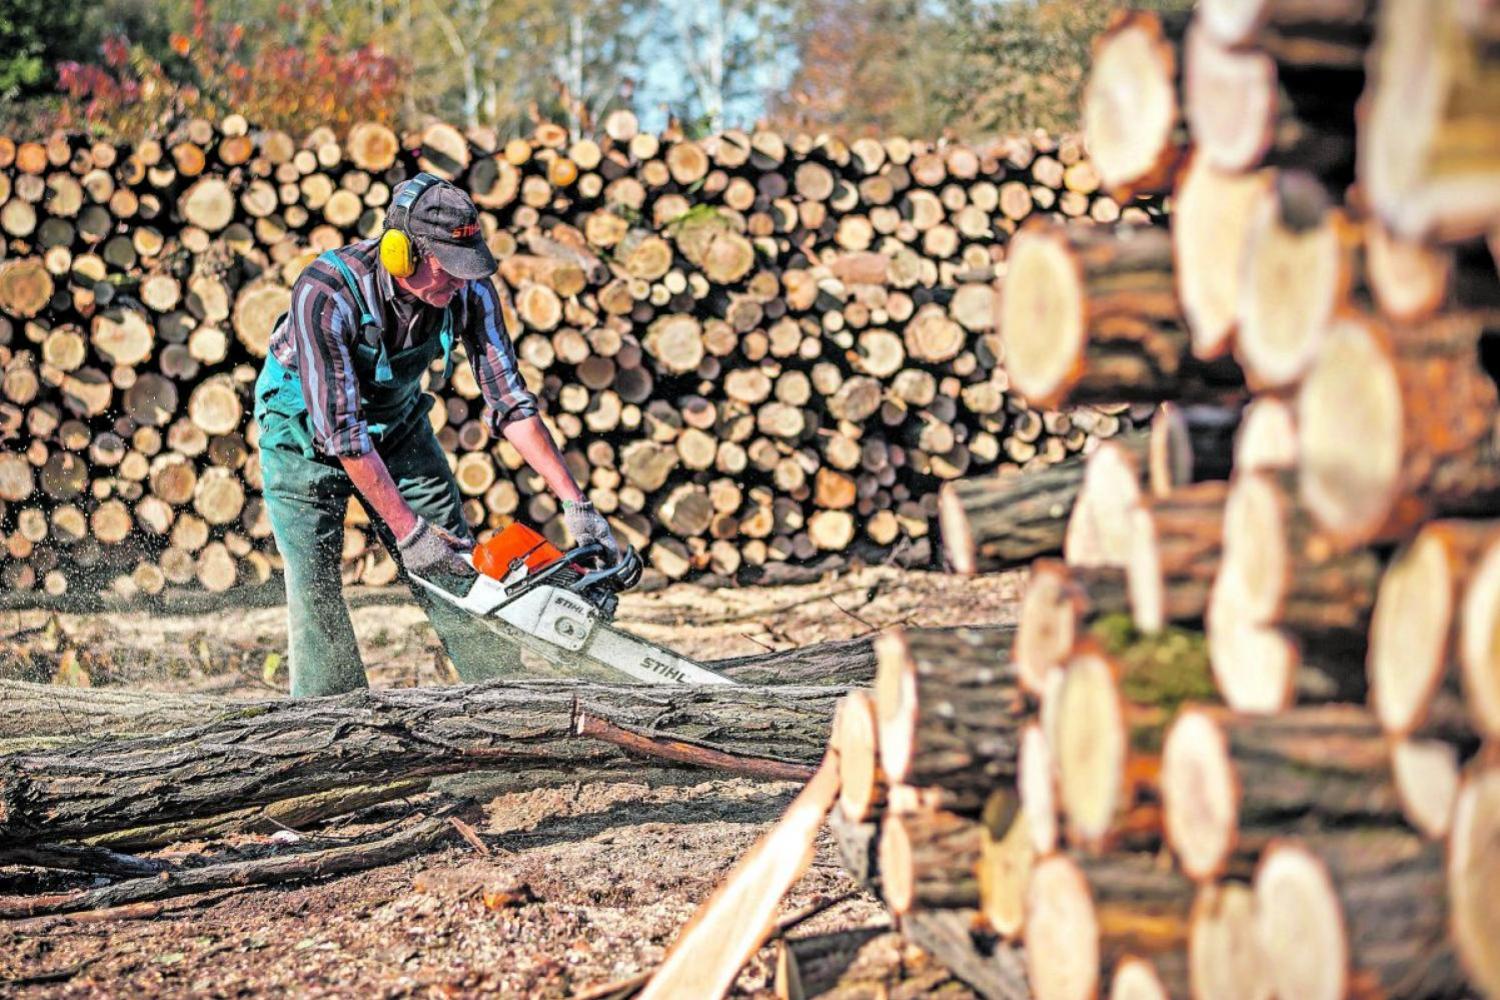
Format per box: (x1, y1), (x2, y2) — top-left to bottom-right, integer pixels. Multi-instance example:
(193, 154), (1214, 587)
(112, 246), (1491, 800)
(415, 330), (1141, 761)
(464, 277), (540, 433)
(287, 260), (373, 457)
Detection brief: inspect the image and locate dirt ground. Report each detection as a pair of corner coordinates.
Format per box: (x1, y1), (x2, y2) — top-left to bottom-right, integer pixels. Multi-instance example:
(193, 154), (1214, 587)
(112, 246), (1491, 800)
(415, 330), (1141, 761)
(0, 566), (1025, 998)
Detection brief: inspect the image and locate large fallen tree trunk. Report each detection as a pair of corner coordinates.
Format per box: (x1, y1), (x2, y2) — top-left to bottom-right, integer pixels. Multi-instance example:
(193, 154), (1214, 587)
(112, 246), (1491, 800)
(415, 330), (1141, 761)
(0, 680), (844, 846)
(0, 632), (893, 749)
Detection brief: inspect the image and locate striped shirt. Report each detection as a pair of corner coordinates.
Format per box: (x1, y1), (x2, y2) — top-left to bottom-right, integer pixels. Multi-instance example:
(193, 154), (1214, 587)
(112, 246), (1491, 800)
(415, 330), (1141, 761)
(268, 239), (538, 456)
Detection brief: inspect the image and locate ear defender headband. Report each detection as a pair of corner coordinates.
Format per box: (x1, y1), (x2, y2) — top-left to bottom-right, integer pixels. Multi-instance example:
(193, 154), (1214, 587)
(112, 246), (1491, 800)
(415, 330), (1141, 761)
(379, 171), (443, 278)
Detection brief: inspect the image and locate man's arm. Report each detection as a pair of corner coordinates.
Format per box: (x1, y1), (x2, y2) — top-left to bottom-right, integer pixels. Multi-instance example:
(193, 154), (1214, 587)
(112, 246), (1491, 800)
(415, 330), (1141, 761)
(339, 451), (419, 541)
(500, 416), (585, 503)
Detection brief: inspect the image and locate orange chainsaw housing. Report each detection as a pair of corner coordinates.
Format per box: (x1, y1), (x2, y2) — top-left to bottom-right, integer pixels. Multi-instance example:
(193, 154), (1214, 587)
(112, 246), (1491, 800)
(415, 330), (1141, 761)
(472, 522), (563, 580)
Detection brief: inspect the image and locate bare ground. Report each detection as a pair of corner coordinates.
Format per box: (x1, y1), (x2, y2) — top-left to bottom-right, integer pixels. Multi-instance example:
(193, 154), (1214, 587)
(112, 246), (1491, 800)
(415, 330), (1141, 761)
(0, 567), (1025, 998)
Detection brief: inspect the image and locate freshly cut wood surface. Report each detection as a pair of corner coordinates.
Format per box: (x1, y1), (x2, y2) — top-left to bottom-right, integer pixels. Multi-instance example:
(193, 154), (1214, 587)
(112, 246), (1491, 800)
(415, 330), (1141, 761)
(1002, 220), (1241, 409)
(1368, 520), (1497, 737)
(1297, 312), (1500, 546)
(1449, 763), (1500, 997)
(1188, 882), (1273, 1000)
(1025, 852), (1194, 1000)
(878, 808), (983, 915)
(1016, 561), (1127, 695)
(1233, 174), (1354, 392)
(1170, 155), (1270, 360)
(1084, 10), (1186, 197)
(874, 627), (1019, 807)
(1460, 536), (1500, 739)
(1360, 0), (1500, 242)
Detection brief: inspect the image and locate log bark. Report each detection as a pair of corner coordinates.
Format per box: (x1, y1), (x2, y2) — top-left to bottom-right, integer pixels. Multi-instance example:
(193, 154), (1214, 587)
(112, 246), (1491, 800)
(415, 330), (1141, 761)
(1368, 520), (1498, 738)
(942, 428), (1159, 574)
(0, 681), (844, 845)
(1160, 705), (1409, 882)
(1254, 829), (1463, 1000)
(874, 627), (1020, 809)
(1297, 312), (1500, 545)
(1001, 220), (1243, 409)
(1024, 852), (1194, 1000)
(824, 807), (1031, 1000)
(1127, 480), (1229, 633)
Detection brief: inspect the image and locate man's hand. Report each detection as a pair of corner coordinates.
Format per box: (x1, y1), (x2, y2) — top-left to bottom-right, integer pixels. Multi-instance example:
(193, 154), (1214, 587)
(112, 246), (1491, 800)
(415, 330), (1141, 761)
(562, 499), (620, 562)
(398, 518), (474, 578)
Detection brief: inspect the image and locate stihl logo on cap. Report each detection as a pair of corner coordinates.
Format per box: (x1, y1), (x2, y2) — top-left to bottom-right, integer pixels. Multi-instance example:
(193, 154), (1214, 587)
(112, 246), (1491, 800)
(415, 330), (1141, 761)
(450, 222), (479, 239)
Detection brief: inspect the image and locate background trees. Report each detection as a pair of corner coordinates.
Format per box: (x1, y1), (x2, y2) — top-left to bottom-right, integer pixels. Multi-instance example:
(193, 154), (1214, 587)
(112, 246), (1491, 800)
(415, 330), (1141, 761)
(3, 0), (1194, 140)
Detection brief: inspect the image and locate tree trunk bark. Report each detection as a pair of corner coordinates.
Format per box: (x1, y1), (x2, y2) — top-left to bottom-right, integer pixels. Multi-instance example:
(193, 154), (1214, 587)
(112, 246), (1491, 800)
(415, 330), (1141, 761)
(0, 681), (844, 846)
(1001, 220), (1243, 409)
(874, 627), (1019, 810)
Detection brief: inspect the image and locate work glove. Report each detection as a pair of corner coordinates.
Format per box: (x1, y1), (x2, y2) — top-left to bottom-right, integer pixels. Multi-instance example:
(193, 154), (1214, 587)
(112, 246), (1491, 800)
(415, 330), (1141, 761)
(397, 517), (474, 578)
(562, 499), (620, 563)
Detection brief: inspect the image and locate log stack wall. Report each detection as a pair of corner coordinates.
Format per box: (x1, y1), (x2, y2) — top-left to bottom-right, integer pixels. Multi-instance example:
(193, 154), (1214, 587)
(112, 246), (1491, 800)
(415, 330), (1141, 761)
(0, 115), (1151, 599)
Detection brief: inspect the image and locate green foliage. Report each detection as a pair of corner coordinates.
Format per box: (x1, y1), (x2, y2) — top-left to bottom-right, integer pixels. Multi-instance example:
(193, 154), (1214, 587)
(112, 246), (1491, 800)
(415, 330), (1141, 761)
(774, 0), (1195, 138)
(1090, 613), (1217, 713)
(0, 0), (86, 100)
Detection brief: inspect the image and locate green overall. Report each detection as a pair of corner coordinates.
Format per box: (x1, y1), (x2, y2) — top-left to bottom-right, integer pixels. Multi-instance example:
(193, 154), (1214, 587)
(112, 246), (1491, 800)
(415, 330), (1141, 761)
(254, 250), (522, 697)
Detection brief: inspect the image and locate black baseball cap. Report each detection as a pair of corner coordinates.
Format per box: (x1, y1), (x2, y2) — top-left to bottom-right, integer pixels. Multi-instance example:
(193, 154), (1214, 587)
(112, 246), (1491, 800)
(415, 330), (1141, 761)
(392, 176), (497, 280)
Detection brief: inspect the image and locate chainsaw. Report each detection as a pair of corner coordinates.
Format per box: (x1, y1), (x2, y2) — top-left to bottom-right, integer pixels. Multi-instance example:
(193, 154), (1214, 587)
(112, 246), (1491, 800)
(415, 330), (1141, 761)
(410, 522), (736, 686)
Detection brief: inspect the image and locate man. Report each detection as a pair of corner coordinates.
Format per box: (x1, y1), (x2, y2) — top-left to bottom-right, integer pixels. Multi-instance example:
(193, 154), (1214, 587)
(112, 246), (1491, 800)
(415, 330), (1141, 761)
(254, 172), (618, 697)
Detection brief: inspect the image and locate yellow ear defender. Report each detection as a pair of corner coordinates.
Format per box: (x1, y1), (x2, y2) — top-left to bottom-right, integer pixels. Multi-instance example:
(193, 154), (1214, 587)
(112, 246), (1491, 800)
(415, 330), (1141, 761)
(379, 172), (442, 278)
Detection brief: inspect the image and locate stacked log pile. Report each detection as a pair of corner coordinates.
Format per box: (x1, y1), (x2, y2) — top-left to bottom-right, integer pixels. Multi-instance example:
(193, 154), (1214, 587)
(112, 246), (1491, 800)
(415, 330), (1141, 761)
(0, 113), (1151, 599)
(845, 1), (1500, 996)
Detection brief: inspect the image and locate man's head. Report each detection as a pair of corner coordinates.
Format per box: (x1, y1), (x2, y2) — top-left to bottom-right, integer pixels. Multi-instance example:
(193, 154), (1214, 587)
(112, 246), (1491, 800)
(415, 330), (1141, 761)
(386, 174), (496, 306)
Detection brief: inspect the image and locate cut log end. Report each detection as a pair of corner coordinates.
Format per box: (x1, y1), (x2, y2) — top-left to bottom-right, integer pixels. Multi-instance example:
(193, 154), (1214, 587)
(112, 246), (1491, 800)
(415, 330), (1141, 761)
(1055, 646), (1127, 850)
(1065, 442), (1146, 569)
(834, 690), (882, 822)
(1449, 766), (1500, 997)
(1253, 843), (1348, 1000)
(877, 814), (916, 914)
(1233, 397), (1297, 475)
(1108, 957), (1168, 1000)
(1368, 528), (1461, 736)
(1236, 185), (1347, 392)
(1017, 561), (1082, 695)
(1084, 11), (1182, 195)
(1126, 506), (1166, 635)
(1208, 587), (1300, 715)
(873, 631), (917, 784)
(1025, 854), (1099, 1000)
(1162, 709), (1237, 881)
(1188, 882), (1273, 1000)
(1000, 222), (1084, 409)
(937, 482), (978, 575)
(1390, 738), (1459, 840)
(1018, 722), (1059, 857)
(1460, 538), (1500, 740)
(1295, 315), (1402, 544)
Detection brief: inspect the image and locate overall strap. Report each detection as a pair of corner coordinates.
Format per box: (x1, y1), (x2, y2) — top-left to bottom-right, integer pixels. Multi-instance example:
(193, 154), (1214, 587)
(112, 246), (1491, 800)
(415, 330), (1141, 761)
(439, 306), (456, 381)
(316, 249), (392, 382)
